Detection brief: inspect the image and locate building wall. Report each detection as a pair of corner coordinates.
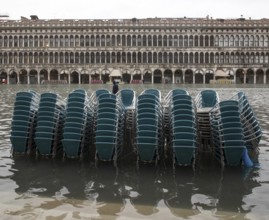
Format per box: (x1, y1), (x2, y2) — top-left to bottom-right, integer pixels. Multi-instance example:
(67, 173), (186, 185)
(0, 17), (269, 84)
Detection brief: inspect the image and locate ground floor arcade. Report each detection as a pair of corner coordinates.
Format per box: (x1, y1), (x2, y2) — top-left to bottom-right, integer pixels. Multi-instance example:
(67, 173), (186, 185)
(0, 67), (269, 84)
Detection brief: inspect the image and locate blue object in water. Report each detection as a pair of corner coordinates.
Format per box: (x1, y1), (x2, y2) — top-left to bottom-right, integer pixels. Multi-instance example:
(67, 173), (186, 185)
(242, 147), (253, 167)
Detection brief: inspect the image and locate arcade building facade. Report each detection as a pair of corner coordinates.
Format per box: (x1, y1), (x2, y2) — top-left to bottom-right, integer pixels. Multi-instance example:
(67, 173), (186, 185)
(0, 15), (269, 84)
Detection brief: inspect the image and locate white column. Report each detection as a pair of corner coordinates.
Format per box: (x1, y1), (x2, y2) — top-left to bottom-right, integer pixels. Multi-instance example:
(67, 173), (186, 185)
(17, 73), (20, 84)
(48, 69), (50, 81)
(38, 72), (40, 84)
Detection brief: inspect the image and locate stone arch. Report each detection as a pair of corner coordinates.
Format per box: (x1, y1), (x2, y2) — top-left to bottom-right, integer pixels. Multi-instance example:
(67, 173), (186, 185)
(101, 69), (110, 83)
(60, 70), (69, 83)
(40, 69), (48, 83)
(246, 69), (254, 84)
(185, 69), (193, 84)
(174, 69), (183, 84)
(256, 69), (264, 84)
(143, 69), (152, 84)
(153, 69), (162, 83)
(195, 69), (203, 84)
(235, 69), (244, 84)
(9, 70), (18, 84)
(0, 70), (8, 84)
(29, 69), (38, 84)
(132, 69), (142, 81)
(19, 69), (28, 84)
(70, 71), (79, 84)
(205, 69), (214, 84)
(81, 69), (89, 84)
(50, 69), (59, 80)
(164, 69), (173, 83)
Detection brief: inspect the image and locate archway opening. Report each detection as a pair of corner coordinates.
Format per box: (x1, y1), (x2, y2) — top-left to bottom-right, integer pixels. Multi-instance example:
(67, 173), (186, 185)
(195, 71), (203, 84)
(256, 69), (264, 84)
(185, 69), (193, 84)
(40, 69), (48, 84)
(174, 69), (183, 84)
(50, 69), (59, 80)
(205, 71), (214, 84)
(153, 69), (162, 83)
(164, 69), (173, 83)
(29, 70), (38, 84)
(144, 71), (152, 84)
(9, 71), (17, 84)
(235, 69), (244, 84)
(19, 69), (28, 84)
(71, 71), (79, 84)
(0, 71), (8, 84)
(246, 69), (254, 84)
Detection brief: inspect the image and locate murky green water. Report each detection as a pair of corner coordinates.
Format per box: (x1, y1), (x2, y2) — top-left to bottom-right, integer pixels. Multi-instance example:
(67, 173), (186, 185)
(0, 84), (268, 220)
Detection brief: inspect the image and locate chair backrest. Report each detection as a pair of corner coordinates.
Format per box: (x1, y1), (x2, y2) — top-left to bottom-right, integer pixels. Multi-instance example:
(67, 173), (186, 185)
(120, 89), (135, 107)
(201, 90), (218, 107)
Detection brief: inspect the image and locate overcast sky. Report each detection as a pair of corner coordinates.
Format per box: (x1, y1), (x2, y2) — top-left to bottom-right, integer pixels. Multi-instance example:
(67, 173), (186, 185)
(1, 0), (268, 20)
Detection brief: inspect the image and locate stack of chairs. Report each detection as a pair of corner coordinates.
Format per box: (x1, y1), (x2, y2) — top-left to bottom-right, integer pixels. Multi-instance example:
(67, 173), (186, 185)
(195, 90), (219, 151)
(135, 89), (164, 164)
(117, 89), (136, 147)
(62, 89), (93, 159)
(90, 89), (111, 132)
(117, 89), (136, 129)
(34, 92), (65, 157)
(210, 100), (247, 166)
(167, 93), (197, 166)
(237, 92), (262, 160)
(10, 91), (40, 154)
(94, 93), (125, 163)
(163, 89), (189, 146)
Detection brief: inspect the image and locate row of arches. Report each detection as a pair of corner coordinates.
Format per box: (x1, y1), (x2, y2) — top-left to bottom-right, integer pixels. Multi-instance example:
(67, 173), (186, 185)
(1, 68), (269, 84)
(1, 34), (269, 48)
(1, 51), (269, 65)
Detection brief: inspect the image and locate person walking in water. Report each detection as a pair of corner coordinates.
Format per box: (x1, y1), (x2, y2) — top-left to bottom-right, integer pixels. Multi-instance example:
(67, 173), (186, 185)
(112, 80), (119, 94)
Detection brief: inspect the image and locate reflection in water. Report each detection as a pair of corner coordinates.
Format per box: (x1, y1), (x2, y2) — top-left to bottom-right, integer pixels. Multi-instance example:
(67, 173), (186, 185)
(9, 155), (261, 219)
(1, 84), (269, 219)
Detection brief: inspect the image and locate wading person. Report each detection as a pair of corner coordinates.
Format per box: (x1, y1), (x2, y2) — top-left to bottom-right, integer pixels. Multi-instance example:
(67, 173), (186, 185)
(112, 80), (119, 94)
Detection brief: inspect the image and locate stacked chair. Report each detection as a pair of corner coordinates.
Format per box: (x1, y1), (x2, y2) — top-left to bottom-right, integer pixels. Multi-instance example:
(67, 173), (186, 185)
(163, 89), (189, 145)
(166, 92), (197, 166)
(117, 88), (136, 130)
(62, 89), (93, 159)
(34, 92), (65, 157)
(117, 89), (136, 149)
(195, 90), (219, 151)
(210, 100), (247, 166)
(94, 92), (125, 164)
(135, 89), (164, 164)
(210, 92), (262, 166)
(236, 92), (261, 161)
(10, 91), (40, 154)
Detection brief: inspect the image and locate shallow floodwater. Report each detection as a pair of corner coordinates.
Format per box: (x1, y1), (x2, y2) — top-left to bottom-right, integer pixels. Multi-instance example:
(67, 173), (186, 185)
(0, 84), (268, 220)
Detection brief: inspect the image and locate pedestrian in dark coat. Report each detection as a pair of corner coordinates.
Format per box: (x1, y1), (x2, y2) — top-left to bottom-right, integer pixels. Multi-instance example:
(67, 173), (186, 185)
(112, 80), (119, 94)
